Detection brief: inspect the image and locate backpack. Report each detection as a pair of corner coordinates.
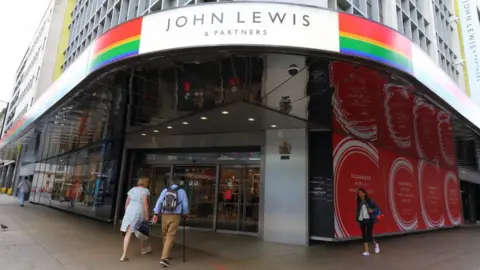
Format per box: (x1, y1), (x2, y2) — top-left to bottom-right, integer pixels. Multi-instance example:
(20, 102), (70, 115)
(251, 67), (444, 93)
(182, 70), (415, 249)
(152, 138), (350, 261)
(162, 187), (180, 212)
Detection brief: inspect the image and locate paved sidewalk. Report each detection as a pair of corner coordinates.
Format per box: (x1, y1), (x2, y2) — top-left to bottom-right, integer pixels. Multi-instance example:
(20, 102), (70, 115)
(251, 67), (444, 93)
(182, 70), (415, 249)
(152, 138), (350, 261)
(1, 194), (480, 270)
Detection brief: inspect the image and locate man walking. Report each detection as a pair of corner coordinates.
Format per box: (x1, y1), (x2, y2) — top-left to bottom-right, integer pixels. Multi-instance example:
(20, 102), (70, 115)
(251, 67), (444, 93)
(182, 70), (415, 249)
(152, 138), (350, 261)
(152, 176), (189, 268)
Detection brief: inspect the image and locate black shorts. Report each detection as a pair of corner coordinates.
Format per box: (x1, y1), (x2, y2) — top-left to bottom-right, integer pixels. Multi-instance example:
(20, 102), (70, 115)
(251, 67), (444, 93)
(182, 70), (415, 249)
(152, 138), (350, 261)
(359, 221), (374, 242)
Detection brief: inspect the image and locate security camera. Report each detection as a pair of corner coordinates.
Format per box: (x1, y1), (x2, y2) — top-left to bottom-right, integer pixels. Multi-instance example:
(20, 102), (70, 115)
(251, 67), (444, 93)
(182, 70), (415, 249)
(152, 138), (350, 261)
(287, 64), (300, 76)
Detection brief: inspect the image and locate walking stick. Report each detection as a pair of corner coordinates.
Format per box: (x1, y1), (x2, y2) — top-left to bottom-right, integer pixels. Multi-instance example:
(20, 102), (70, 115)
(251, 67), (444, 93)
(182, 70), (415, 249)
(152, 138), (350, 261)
(182, 213), (186, 262)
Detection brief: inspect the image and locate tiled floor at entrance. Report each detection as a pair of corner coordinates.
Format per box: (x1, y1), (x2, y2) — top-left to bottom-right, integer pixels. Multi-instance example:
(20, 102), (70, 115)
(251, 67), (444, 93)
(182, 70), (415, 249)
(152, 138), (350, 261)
(2, 194), (480, 269)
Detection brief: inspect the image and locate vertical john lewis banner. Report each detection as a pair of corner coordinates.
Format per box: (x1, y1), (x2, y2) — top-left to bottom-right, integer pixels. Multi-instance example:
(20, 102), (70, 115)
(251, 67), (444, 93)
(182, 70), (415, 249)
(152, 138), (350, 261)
(456, 0), (480, 102)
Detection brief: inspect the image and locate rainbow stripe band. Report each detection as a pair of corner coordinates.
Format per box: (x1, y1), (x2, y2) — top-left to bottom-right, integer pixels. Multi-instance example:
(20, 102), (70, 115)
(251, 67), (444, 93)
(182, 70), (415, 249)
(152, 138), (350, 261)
(90, 36), (141, 71)
(88, 18), (143, 72)
(339, 13), (413, 74)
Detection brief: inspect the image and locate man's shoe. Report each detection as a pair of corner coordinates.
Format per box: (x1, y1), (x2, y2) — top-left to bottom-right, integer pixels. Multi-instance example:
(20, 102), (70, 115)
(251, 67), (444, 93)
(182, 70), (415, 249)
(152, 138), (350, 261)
(160, 260), (171, 267)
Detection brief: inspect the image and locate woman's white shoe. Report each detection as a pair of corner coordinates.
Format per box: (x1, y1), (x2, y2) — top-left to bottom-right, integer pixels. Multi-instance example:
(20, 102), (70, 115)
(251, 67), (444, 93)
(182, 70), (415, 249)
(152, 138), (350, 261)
(141, 246), (152, 255)
(362, 251), (370, 256)
(374, 243), (380, 254)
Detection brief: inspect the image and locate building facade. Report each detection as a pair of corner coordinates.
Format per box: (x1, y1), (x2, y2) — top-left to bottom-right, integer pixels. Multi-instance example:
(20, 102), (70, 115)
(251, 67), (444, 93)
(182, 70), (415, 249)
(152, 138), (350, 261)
(0, 0), (75, 195)
(0, 0), (479, 246)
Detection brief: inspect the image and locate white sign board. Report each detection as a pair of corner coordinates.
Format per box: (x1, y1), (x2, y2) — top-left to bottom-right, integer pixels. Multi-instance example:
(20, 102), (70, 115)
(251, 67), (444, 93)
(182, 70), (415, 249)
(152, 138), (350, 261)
(458, 0), (480, 104)
(139, 2), (339, 54)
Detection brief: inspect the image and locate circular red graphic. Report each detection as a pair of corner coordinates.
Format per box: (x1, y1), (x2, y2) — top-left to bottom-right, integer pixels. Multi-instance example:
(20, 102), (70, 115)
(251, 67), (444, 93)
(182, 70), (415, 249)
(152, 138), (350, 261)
(334, 137), (381, 238)
(444, 172), (462, 225)
(331, 62), (386, 141)
(418, 160), (445, 228)
(414, 98), (439, 160)
(437, 112), (456, 166)
(382, 84), (414, 151)
(389, 157), (419, 231)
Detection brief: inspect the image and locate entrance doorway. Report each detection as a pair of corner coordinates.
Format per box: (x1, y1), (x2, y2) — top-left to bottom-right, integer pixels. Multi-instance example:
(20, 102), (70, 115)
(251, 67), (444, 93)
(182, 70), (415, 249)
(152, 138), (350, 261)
(216, 165), (260, 233)
(127, 150), (261, 235)
(173, 165), (216, 229)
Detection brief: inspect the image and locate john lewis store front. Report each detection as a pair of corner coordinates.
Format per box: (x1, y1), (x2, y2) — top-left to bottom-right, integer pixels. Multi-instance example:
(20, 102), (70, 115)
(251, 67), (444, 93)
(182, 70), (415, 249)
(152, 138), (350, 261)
(0, 2), (478, 246)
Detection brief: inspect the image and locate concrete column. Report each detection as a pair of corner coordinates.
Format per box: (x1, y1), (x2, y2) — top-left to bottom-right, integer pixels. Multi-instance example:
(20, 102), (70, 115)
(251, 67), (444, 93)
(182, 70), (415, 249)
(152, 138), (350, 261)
(0, 166), (6, 188)
(4, 164), (15, 189)
(261, 54), (309, 246)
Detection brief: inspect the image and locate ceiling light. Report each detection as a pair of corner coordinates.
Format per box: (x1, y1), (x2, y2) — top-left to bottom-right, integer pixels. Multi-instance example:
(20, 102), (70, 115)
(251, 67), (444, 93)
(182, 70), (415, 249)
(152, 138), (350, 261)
(153, 130), (159, 133)
(167, 126), (173, 129)
(248, 118), (255, 122)
(182, 121), (189, 125)
(271, 124), (277, 128)
(200, 116), (207, 120)
(141, 133), (146, 136)
(221, 111), (229, 115)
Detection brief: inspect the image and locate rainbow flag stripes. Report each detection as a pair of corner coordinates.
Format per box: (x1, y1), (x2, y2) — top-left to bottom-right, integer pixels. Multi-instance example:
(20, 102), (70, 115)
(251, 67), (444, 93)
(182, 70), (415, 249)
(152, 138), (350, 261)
(339, 13), (413, 74)
(88, 17), (143, 72)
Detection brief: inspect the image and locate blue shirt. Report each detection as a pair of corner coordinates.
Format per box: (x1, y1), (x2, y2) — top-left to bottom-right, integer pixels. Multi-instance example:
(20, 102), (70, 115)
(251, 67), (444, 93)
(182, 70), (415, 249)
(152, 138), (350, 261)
(153, 185), (189, 215)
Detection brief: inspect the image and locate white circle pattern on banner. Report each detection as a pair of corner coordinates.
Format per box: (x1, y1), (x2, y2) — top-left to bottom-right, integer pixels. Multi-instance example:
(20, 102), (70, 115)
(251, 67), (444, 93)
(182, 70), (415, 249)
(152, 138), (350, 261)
(389, 157), (418, 231)
(444, 171), (462, 225)
(418, 160), (445, 228)
(383, 84), (412, 149)
(437, 112), (456, 167)
(413, 97), (435, 159)
(333, 137), (379, 238)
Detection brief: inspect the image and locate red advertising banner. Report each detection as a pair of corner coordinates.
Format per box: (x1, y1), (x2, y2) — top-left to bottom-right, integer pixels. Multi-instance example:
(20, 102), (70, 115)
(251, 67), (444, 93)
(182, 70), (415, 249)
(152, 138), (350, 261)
(330, 61), (462, 240)
(333, 133), (386, 238)
(381, 149), (422, 232)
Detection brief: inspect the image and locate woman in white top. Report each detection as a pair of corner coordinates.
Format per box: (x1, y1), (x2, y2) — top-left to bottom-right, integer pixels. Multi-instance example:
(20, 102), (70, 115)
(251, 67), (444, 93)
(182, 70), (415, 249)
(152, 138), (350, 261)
(120, 177), (151, 261)
(356, 188), (381, 256)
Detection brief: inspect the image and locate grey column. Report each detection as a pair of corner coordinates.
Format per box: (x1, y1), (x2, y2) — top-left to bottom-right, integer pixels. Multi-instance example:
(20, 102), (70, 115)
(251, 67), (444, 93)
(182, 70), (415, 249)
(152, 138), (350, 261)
(4, 164), (15, 189)
(0, 166), (7, 188)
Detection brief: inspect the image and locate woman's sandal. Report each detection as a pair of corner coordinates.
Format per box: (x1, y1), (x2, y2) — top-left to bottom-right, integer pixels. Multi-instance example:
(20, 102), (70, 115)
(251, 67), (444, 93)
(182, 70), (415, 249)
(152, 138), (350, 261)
(120, 257), (129, 262)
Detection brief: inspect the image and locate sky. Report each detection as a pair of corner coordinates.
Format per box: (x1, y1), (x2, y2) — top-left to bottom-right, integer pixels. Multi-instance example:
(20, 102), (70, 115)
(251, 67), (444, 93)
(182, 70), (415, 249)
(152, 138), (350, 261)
(0, 0), (50, 110)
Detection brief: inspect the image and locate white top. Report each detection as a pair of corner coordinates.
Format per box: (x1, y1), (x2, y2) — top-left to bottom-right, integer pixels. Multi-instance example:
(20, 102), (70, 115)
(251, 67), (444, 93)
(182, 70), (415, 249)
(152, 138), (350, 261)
(358, 204), (370, 221)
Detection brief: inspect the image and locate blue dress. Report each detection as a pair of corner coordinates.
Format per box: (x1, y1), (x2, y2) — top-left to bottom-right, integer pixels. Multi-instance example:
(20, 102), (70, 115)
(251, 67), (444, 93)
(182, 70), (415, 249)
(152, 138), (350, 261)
(120, 187), (150, 232)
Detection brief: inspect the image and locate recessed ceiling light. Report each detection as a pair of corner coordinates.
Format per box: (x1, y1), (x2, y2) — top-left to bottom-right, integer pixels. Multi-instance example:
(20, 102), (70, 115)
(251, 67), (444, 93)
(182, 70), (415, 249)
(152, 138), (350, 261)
(141, 133), (146, 136)
(153, 129), (159, 133)
(271, 124), (277, 128)
(248, 118), (255, 122)
(200, 116), (207, 120)
(182, 121), (189, 125)
(221, 111), (229, 115)
(167, 126), (173, 129)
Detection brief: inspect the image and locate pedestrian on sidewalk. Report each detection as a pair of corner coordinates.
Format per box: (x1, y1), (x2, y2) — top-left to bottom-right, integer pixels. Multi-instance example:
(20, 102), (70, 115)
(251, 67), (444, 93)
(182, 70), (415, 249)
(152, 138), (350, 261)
(120, 177), (152, 261)
(356, 188), (381, 256)
(152, 176), (189, 268)
(17, 177), (31, 207)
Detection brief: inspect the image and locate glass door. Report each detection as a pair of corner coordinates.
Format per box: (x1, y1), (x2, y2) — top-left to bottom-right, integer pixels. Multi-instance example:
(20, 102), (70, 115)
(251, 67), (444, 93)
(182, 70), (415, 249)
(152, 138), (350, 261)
(173, 165), (217, 230)
(149, 166), (171, 213)
(216, 165), (260, 233)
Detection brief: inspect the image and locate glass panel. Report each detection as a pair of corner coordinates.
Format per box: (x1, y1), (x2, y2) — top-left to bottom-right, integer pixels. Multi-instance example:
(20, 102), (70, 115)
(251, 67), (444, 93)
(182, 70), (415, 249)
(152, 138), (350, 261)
(216, 166), (260, 233)
(174, 166), (216, 229)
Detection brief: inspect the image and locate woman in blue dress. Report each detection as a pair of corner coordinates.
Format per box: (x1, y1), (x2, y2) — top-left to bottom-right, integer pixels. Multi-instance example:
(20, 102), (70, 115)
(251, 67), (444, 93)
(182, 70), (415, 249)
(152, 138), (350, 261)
(120, 177), (151, 261)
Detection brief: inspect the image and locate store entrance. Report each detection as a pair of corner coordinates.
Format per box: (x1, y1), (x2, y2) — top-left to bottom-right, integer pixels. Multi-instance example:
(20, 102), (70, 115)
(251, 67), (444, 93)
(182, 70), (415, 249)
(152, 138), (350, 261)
(128, 150), (261, 235)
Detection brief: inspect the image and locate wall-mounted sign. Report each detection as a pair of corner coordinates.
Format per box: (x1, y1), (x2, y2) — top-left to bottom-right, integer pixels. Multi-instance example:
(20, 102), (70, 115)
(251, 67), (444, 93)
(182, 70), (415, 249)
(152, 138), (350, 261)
(140, 3), (340, 54)
(278, 141), (292, 160)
